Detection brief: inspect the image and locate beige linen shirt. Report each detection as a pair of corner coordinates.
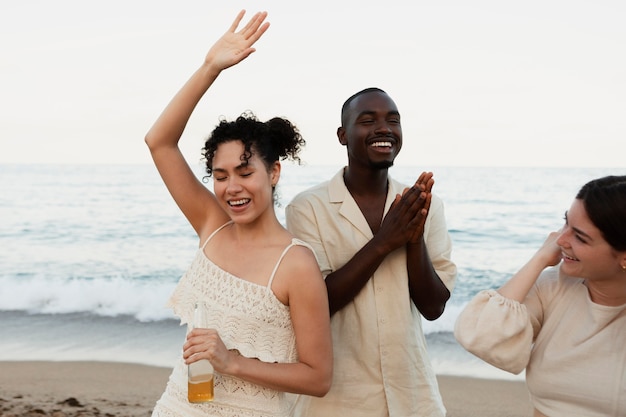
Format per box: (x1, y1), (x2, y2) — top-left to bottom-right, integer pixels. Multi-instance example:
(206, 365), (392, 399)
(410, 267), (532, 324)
(286, 168), (457, 417)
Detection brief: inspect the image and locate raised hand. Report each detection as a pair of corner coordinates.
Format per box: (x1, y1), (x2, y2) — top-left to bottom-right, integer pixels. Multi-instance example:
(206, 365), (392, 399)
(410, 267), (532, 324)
(204, 10), (270, 72)
(534, 230), (563, 268)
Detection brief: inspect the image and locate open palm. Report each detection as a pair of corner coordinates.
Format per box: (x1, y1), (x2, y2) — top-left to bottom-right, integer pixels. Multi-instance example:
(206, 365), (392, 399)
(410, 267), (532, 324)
(204, 10), (270, 71)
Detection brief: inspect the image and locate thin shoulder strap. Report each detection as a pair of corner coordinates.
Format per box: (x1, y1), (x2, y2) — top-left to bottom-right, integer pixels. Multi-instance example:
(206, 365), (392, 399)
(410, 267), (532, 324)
(201, 221), (233, 250)
(267, 239), (310, 289)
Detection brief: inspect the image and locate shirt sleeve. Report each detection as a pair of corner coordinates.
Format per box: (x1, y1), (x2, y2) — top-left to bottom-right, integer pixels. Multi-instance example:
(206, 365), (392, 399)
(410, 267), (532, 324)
(285, 197), (332, 278)
(453, 289), (534, 374)
(424, 194), (457, 292)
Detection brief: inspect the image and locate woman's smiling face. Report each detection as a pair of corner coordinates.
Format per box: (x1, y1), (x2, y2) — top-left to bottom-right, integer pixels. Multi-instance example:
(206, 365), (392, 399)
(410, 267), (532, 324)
(211, 140), (277, 224)
(558, 199), (623, 281)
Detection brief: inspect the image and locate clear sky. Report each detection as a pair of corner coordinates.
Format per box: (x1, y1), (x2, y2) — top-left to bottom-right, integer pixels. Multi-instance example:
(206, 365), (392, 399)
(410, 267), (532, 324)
(1, 0), (625, 168)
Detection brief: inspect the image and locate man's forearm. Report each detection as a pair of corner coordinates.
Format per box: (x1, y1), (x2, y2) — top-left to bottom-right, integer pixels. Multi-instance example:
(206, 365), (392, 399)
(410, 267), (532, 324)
(406, 239), (450, 320)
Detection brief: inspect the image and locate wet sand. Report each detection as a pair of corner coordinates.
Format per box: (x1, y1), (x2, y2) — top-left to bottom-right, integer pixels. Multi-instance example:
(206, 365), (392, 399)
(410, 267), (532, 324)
(0, 361), (532, 417)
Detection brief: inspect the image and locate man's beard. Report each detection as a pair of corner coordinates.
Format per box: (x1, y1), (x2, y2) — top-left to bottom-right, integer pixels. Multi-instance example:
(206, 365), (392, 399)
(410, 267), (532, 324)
(369, 160), (394, 170)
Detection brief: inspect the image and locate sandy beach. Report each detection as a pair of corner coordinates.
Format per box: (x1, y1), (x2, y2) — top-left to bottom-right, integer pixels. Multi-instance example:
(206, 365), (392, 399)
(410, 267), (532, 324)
(0, 361), (532, 417)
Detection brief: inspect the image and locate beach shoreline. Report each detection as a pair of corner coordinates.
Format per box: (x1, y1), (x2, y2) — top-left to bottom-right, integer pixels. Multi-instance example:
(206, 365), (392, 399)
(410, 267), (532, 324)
(0, 361), (532, 417)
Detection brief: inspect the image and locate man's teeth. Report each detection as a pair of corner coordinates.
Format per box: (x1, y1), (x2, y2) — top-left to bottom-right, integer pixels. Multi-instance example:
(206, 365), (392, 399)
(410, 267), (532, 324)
(229, 199), (249, 206)
(371, 141), (392, 147)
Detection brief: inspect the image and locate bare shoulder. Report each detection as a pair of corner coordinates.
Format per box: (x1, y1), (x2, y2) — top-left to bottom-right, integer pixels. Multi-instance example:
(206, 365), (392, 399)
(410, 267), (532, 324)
(275, 241), (324, 287)
(281, 242), (320, 275)
(270, 239), (324, 305)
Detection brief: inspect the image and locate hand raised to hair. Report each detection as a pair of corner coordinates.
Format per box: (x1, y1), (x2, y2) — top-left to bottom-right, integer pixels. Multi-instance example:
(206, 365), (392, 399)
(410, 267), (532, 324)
(204, 10), (270, 72)
(534, 230), (563, 268)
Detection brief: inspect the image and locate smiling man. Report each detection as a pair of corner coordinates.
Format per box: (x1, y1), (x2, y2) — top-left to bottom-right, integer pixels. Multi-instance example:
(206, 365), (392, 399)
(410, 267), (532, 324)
(286, 87), (457, 416)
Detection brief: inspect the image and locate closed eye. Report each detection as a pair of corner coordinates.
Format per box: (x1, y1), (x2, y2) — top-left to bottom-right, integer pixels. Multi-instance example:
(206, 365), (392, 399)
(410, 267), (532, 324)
(565, 210), (591, 243)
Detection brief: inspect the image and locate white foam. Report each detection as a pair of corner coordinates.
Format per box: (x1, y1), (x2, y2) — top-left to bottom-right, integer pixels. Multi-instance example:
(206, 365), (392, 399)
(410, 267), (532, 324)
(0, 275), (178, 321)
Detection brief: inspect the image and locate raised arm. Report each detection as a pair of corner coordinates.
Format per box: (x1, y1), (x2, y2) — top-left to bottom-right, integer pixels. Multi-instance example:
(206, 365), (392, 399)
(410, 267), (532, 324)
(454, 232), (562, 374)
(498, 231), (562, 301)
(144, 10), (269, 237)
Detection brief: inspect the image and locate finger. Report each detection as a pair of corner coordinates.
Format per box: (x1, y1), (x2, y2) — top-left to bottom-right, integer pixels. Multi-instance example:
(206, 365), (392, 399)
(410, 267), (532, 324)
(399, 186), (424, 207)
(414, 171), (431, 186)
(388, 194), (402, 210)
(247, 21), (270, 45)
(183, 344), (200, 360)
(228, 9), (247, 33)
(395, 191), (419, 215)
(242, 11), (265, 32)
(187, 328), (208, 338)
(419, 173), (434, 191)
(242, 11), (269, 40)
(385, 194), (414, 223)
(407, 192), (431, 223)
(424, 176), (434, 193)
(422, 193), (432, 213)
(185, 349), (208, 364)
(415, 171), (427, 186)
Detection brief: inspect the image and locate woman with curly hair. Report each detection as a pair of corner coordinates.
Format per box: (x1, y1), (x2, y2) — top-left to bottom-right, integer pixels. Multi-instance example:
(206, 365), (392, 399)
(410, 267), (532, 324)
(145, 10), (332, 417)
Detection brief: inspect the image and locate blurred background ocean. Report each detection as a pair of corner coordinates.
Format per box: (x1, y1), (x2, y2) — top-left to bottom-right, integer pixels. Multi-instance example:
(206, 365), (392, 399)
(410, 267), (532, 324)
(1, 163), (622, 380)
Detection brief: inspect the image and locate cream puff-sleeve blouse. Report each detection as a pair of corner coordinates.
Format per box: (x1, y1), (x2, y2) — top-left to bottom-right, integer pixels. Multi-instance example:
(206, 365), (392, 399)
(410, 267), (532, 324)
(454, 267), (626, 417)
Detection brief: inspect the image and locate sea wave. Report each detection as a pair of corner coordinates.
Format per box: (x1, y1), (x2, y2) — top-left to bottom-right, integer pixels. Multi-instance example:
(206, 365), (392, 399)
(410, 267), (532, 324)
(0, 273), (470, 335)
(0, 275), (178, 322)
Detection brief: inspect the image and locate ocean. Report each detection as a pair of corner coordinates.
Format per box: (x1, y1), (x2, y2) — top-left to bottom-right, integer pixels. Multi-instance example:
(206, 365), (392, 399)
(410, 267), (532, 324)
(0, 163), (622, 380)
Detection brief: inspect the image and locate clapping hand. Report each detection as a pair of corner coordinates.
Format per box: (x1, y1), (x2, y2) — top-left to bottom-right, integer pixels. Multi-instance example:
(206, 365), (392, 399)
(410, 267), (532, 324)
(376, 171), (434, 249)
(406, 171), (433, 244)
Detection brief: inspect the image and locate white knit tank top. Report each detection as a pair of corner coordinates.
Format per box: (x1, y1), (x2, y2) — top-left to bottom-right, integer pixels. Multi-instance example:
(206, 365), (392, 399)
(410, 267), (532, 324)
(153, 223), (312, 417)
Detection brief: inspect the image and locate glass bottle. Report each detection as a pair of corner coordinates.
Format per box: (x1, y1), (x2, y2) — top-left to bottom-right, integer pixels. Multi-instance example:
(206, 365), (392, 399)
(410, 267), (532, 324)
(187, 301), (214, 403)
